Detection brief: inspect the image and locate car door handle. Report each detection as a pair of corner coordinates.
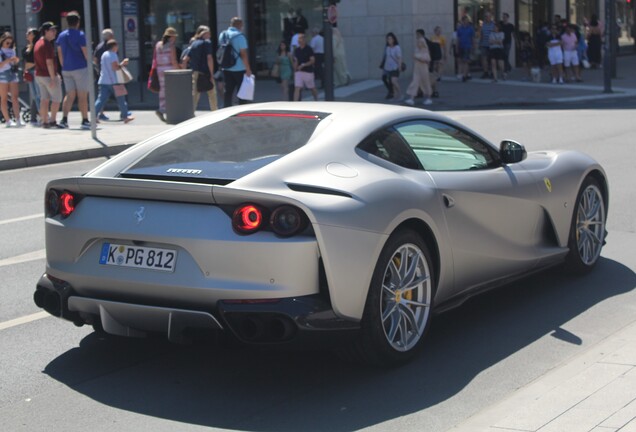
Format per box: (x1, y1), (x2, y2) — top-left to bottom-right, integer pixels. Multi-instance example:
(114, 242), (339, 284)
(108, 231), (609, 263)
(442, 194), (455, 208)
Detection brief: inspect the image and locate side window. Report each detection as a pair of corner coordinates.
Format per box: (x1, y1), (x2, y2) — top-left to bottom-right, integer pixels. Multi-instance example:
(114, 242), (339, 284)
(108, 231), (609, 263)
(395, 121), (499, 171)
(357, 128), (421, 170)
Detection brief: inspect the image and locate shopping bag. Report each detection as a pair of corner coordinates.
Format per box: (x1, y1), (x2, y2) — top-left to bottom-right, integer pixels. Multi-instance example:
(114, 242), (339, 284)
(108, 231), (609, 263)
(116, 66), (133, 84)
(237, 74), (255, 101)
(113, 84), (128, 97)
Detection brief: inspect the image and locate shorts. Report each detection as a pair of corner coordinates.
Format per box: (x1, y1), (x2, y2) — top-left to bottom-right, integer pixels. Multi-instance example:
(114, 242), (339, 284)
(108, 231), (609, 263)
(458, 46), (472, 61)
(489, 48), (505, 62)
(548, 49), (563, 66)
(294, 71), (316, 89)
(62, 68), (90, 92)
(35, 76), (63, 103)
(0, 69), (19, 83)
(563, 50), (579, 67)
(383, 70), (399, 79)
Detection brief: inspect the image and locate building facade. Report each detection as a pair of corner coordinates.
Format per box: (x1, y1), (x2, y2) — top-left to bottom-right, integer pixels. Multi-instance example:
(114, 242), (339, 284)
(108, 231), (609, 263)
(1, 0), (633, 83)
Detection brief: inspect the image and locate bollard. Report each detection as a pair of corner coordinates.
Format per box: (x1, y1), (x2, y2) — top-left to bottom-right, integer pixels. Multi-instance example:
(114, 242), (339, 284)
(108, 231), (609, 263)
(164, 69), (194, 124)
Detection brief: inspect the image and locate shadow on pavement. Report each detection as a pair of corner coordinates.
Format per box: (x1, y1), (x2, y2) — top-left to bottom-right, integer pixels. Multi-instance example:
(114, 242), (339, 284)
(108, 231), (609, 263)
(43, 258), (636, 431)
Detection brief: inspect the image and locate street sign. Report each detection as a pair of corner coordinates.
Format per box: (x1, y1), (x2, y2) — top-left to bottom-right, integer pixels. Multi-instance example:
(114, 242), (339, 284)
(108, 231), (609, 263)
(327, 5), (338, 25)
(31, 0), (43, 14)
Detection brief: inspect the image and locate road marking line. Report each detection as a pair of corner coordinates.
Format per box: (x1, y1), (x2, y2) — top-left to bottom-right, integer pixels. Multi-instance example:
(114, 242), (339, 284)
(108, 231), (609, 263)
(0, 311), (50, 331)
(0, 249), (46, 267)
(0, 213), (43, 225)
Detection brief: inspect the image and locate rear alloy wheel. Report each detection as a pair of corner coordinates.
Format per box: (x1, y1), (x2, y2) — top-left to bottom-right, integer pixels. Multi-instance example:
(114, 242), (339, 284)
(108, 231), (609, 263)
(354, 229), (434, 366)
(565, 177), (606, 274)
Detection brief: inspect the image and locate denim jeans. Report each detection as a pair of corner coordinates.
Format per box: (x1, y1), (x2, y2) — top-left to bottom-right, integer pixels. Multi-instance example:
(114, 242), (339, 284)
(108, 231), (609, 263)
(95, 84), (128, 119)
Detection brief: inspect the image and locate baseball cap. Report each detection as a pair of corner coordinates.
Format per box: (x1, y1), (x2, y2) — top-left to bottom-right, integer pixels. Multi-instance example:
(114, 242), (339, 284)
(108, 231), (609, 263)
(40, 22), (58, 32)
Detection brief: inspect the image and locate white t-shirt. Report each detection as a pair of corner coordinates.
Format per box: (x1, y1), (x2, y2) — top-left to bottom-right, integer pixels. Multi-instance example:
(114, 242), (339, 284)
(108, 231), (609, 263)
(310, 34), (324, 54)
(0, 47), (17, 73)
(384, 45), (402, 72)
(98, 50), (119, 85)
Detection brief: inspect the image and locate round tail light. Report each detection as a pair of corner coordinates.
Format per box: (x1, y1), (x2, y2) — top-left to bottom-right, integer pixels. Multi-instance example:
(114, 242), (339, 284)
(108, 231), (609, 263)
(233, 204), (264, 234)
(59, 192), (76, 217)
(270, 205), (307, 237)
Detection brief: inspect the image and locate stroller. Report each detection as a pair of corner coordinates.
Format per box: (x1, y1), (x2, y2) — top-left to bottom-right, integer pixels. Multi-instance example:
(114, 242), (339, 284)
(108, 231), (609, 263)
(0, 94), (32, 124)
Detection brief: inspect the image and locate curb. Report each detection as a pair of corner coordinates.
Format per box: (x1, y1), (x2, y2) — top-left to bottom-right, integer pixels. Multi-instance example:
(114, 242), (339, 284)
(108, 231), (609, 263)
(0, 143), (135, 171)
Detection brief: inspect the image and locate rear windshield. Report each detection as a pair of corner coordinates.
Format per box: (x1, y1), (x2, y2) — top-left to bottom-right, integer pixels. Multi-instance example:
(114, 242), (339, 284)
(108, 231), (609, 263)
(121, 111), (329, 184)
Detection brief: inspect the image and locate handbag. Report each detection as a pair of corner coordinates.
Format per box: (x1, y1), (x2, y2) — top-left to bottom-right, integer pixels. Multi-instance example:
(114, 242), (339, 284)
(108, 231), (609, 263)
(196, 72), (214, 92)
(116, 66), (133, 84)
(401, 61), (407, 72)
(147, 45), (160, 93)
(270, 62), (280, 78)
(113, 84), (128, 97)
(237, 74), (255, 101)
(23, 70), (34, 83)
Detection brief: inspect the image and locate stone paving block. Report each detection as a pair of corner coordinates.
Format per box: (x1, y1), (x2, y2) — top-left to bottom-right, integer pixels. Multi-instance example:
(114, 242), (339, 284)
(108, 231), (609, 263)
(602, 343), (636, 366)
(494, 363), (631, 431)
(538, 373), (636, 432)
(622, 418), (636, 432)
(600, 396), (636, 429)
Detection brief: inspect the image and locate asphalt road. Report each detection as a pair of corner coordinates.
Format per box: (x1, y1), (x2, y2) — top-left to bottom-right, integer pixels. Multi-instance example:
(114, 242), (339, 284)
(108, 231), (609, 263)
(1, 107), (634, 432)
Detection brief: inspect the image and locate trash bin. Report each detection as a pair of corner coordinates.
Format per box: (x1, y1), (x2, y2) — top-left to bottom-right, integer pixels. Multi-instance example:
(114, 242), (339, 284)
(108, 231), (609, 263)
(164, 69), (193, 124)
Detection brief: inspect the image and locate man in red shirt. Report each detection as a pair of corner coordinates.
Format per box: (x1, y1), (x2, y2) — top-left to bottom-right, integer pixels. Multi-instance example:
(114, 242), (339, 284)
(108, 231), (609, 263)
(34, 22), (63, 128)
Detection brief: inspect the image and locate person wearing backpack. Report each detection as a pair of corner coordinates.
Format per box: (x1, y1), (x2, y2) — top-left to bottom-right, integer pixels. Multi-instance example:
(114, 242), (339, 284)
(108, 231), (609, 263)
(183, 26), (218, 111)
(218, 17), (252, 107)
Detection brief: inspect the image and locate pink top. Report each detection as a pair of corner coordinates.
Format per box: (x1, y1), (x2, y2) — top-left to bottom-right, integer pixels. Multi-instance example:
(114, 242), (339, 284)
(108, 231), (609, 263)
(561, 32), (577, 51)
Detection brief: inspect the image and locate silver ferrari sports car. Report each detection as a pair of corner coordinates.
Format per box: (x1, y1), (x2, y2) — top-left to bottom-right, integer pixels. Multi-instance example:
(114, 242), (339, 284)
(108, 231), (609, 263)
(35, 102), (608, 366)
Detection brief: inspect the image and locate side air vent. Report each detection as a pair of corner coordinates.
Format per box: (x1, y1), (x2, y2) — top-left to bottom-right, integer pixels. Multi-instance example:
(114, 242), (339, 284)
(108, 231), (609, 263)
(286, 183), (352, 198)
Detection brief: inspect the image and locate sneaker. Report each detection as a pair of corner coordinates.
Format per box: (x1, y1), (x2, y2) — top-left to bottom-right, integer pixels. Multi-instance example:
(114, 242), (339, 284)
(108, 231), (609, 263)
(552, 78), (557, 84)
(58, 120), (68, 129)
(559, 78), (564, 84)
(98, 113), (109, 121)
(31, 120), (42, 127)
(81, 120), (91, 130)
(404, 98), (415, 106)
(384, 93), (394, 100)
(123, 116), (135, 124)
(423, 99), (433, 106)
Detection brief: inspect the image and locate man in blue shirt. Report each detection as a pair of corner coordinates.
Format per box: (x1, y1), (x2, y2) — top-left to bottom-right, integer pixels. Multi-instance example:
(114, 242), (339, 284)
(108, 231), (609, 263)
(479, 11), (495, 78)
(56, 11), (90, 129)
(456, 16), (475, 82)
(218, 17), (252, 107)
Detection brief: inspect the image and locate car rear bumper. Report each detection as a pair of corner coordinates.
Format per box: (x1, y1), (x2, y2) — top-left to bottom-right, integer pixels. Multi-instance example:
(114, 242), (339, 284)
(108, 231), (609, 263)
(34, 273), (359, 347)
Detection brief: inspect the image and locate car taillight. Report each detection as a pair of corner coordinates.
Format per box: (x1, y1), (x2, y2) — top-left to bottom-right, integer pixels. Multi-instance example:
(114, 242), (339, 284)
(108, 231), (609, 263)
(60, 192), (75, 217)
(233, 204), (264, 234)
(45, 190), (80, 218)
(270, 205), (307, 237)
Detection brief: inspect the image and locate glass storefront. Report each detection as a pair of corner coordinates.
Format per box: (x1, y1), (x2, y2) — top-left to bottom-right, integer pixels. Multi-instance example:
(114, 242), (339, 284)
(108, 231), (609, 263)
(457, 0), (497, 25)
(617, 0), (635, 48)
(141, 0), (213, 72)
(517, 0), (550, 35)
(568, 0), (599, 26)
(248, 0), (323, 76)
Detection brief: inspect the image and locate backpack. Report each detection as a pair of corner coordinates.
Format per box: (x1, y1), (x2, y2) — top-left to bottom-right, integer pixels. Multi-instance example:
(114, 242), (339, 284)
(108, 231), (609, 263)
(216, 31), (239, 69)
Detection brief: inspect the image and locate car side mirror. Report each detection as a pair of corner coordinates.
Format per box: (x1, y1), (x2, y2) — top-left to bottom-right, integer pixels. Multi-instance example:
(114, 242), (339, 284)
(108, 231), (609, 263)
(500, 140), (527, 164)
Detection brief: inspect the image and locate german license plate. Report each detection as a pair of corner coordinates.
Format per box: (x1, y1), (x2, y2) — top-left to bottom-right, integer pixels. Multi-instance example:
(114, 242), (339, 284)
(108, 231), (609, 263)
(99, 243), (177, 272)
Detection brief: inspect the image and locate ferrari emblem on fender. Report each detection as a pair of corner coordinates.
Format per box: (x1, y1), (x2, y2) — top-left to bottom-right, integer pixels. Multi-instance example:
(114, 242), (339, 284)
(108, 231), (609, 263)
(134, 206), (146, 224)
(544, 178), (552, 193)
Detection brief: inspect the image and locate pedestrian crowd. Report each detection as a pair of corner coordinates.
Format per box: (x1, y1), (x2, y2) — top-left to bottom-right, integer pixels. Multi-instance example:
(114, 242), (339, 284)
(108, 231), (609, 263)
(379, 11), (605, 106)
(1, 11), (135, 129)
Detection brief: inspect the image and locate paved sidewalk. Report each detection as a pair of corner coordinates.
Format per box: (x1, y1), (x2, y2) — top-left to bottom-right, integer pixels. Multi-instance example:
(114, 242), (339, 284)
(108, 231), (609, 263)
(450, 319), (636, 432)
(2, 55), (636, 171)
